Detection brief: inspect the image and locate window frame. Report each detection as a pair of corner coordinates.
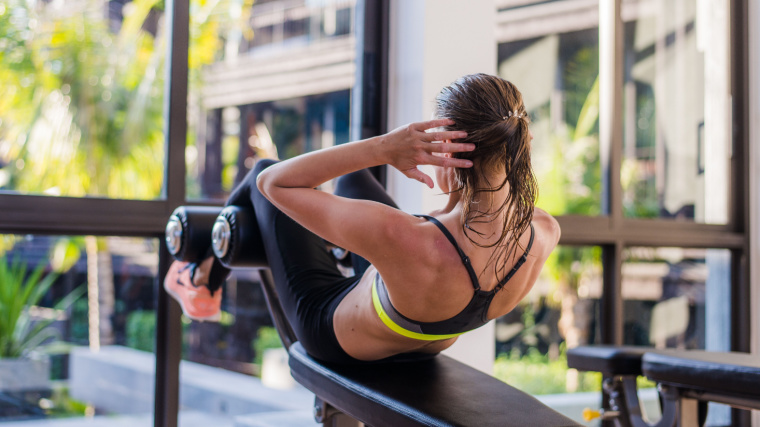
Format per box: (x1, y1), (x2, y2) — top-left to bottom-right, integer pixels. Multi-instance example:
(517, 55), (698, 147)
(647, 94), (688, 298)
(0, 1), (388, 426)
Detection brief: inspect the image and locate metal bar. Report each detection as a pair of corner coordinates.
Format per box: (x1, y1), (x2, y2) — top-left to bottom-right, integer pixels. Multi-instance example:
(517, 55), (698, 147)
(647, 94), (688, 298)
(729, 0), (751, 353)
(600, 242), (623, 346)
(554, 216), (745, 248)
(163, 0), (189, 209)
(153, 244), (183, 427)
(728, 0), (753, 420)
(599, 0), (623, 224)
(0, 195), (168, 236)
(153, 0), (189, 424)
(351, 0), (390, 185)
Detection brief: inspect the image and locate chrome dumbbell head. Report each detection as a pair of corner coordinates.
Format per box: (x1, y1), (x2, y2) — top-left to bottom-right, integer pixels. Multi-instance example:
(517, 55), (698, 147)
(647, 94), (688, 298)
(166, 206), (224, 262)
(213, 206), (268, 268)
(165, 215), (184, 256)
(211, 215), (232, 259)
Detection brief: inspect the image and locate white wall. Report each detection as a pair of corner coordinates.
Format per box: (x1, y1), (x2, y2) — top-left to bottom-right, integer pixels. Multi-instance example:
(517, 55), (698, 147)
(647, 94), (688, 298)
(387, 0), (497, 374)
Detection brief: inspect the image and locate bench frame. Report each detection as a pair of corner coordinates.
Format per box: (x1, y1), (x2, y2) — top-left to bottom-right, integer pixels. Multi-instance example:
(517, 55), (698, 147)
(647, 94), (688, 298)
(567, 346), (760, 427)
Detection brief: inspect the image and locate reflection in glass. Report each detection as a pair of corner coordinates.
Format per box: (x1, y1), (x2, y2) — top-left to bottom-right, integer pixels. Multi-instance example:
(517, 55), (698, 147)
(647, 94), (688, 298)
(0, 0), (166, 199)
(497, 1), (601, 216)
(494, 245), (602, 396)
(187, 0), (355, 201)
(622, 0), (730, 223)
(622, 246), (731, 425)
(0, 234), (158, 422)
(622, 247), (730, 350)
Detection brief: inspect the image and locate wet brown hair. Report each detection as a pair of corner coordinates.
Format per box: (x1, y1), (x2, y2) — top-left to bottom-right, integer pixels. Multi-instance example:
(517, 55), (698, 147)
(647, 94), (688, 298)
(435, 73), (537, 288)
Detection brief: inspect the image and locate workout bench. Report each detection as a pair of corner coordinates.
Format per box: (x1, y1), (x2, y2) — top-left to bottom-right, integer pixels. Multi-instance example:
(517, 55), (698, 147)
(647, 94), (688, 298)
(166, 206), (581, 426)
(566, 345), (760, 427)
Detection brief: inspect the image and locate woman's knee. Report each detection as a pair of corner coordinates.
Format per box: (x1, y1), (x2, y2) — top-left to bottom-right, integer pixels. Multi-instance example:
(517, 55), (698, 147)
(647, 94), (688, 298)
(227, 159), (279, 207)
(335, 169), (378, 198)
(335, 169), (398, 208)
(253, 158), (278, 176)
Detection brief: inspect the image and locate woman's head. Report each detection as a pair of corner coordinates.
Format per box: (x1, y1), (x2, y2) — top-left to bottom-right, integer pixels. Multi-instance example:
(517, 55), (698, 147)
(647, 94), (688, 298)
(435, 73), (537, 279)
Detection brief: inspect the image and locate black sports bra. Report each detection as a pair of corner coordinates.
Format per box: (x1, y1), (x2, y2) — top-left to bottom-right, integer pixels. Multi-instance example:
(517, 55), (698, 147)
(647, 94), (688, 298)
(370, 215), (535, 340)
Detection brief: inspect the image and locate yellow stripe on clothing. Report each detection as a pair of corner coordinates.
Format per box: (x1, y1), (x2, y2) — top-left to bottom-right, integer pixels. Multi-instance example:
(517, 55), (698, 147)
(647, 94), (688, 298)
(371, 277), (464, 341)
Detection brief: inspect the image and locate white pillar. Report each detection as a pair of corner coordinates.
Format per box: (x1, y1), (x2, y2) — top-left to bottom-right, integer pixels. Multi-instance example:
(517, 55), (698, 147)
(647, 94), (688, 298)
(387, 0), (497, 374)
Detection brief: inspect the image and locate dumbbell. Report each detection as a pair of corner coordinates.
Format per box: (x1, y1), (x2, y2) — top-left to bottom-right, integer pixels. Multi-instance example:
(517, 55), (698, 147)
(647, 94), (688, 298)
(165, 205), (268, 269)
(211, 206), (267, 268)
(165, 206), (224, 261)
(166, 205), (348, 270)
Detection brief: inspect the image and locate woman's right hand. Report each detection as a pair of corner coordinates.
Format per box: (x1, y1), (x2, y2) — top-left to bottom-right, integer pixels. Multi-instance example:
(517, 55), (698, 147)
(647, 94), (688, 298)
(379, 119), (474, 188)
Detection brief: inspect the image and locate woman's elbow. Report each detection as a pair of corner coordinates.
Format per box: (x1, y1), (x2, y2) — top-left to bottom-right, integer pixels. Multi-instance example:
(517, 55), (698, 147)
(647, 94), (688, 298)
(256, 168), (272, 198)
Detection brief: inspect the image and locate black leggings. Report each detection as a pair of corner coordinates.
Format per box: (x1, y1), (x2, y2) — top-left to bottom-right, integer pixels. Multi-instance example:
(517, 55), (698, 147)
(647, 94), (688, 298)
(222, 160), (398, 363)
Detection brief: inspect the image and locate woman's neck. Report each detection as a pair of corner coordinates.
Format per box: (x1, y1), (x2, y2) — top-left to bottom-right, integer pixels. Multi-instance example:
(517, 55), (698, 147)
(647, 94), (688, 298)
(456, 174), (512, 242)
(435, 173), (511, 221)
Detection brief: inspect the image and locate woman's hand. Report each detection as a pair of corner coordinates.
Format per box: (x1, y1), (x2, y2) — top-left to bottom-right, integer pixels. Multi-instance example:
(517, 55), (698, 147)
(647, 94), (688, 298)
(380, 119), (474, 188)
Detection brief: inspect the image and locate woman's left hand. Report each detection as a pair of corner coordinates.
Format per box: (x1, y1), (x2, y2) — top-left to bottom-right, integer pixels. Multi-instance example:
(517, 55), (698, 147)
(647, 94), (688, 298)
(380, 119), (474, 188)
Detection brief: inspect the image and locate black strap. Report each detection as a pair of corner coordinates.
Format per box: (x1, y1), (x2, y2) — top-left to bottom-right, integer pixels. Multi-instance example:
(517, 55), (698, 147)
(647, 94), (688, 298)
(494, 223), (535, 291)
(415, 215), (482, 290)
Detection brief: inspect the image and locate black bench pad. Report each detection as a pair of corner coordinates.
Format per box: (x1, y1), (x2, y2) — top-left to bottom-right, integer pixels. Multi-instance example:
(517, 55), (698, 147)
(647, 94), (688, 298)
(642, 350), (760, 400)
(288, 342), (580, 427)
(566, 346), (651, 377)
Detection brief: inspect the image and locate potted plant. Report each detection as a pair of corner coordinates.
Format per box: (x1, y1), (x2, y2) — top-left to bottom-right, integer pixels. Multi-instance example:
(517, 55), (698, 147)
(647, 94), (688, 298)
(0, 256), (83, 392)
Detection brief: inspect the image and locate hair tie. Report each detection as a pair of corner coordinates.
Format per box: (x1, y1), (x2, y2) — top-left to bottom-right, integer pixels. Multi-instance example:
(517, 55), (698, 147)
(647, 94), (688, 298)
(502, 110), (524, 121)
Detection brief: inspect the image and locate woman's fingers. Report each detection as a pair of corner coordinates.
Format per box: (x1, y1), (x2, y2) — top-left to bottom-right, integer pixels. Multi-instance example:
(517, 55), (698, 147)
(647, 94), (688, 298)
(428, 155), (473, 169)
(413, 118), (455, 131)
(421, 130), (468, 142)
(404, 167), (435, 189)
(427, 141), (476, 153)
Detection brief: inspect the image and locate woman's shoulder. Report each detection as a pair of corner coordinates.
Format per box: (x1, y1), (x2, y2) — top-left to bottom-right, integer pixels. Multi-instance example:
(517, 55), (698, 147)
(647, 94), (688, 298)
(530, 208), (561, 257)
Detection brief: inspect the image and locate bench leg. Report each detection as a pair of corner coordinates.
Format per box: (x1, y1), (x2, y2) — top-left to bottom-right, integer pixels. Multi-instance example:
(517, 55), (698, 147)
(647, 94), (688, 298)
(602, 376), (680, 427)
(314, 396), (363, 427)
(675, 395), (699, 427)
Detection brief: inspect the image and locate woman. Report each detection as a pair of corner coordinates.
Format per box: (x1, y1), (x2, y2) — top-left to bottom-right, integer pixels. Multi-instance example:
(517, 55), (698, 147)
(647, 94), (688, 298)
(165, 73), (560, 364)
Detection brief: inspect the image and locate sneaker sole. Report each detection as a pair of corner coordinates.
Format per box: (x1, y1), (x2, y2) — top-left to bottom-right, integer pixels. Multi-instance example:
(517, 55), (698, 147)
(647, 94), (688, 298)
(163, 280), (221, 322)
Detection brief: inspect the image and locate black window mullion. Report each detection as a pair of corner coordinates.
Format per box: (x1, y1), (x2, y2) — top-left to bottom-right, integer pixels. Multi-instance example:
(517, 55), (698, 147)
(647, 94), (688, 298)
(600, 242), (623, 346)
(353, 0), (390, 185)
(154, 0), (189, 424)
(0, 194), (168, 236)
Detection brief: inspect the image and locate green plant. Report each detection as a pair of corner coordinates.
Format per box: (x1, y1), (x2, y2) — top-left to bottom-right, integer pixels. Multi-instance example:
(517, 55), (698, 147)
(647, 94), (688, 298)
(494, 346), (656, 395)
(40, 382), (91, 417)
(252, 326), (283, 366)
(126, 310), (157, 353)
(0, 256), (84, 358)
(494, 348), (602, 395)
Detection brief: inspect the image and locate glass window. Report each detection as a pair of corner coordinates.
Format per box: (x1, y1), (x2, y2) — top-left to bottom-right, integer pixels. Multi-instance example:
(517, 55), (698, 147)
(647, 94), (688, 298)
(0, 0), (166, 199)
(186, 0), (356, 201)
(494, 245), (602, 401)
(622, 247), (731, 351)
(621, 0), (730, 223)
(176, 270), (314, 424)
(0, 234), (158, 423)
(497, 1), (601, 217)
(622, 246), (732, 425)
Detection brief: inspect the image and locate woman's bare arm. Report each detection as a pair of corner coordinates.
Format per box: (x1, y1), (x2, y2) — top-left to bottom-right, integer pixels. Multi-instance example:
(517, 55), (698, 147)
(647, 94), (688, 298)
(255, 119), (473, 263)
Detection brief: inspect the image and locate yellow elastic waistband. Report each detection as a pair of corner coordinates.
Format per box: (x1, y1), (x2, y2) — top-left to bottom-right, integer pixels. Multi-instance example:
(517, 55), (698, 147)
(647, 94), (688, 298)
(371, 276), (463, 341)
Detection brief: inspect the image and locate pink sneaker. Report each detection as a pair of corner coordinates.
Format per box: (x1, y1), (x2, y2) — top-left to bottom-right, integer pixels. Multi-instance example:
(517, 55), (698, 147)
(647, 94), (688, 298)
(163, 261), (221, 321)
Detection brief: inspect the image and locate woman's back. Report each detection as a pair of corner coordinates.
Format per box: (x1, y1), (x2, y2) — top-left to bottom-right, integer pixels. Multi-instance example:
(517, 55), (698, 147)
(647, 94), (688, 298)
(332, 207), (559, 361)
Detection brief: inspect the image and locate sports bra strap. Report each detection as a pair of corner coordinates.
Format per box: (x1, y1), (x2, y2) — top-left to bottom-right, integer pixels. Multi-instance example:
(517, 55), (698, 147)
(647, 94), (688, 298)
(494, 223), (535, 291)
(415, 215), (482, 290)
